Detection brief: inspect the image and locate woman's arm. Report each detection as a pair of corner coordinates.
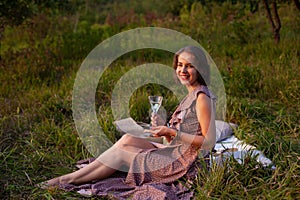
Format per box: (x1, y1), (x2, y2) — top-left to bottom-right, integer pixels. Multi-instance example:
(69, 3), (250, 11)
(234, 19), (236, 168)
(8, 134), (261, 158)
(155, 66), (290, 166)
(146, 93), (216, 149)
(194, 93), (216, 150)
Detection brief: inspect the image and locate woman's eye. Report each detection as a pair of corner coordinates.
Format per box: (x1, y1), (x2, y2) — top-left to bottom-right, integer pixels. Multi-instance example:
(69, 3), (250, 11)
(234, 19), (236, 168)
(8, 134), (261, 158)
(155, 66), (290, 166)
(177, 63), (193, 68)
(186, 64), (194, 68)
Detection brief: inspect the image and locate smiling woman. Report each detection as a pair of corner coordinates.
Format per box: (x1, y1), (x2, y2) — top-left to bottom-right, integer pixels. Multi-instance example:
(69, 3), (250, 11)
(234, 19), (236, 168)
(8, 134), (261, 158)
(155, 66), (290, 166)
(173, 46), (210, 88)
(40, 45), (216, 199)
(177, 53), (200, 88)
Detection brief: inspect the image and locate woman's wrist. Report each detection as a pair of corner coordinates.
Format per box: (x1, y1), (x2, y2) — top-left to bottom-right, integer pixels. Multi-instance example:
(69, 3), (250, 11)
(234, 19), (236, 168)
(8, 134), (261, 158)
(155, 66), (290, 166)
(175, 130), (182, 140)
(170, 128), (182, 140)
(169, 128), (176, 137)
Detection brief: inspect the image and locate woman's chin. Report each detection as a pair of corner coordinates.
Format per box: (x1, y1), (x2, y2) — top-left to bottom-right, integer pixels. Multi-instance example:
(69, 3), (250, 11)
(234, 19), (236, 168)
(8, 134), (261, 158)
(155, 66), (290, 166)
(179, 80), (191, 85)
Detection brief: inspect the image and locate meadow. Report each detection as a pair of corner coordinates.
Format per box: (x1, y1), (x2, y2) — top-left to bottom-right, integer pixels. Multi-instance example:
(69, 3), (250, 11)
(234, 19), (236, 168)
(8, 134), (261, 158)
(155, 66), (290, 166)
(0, 1), (299, 199)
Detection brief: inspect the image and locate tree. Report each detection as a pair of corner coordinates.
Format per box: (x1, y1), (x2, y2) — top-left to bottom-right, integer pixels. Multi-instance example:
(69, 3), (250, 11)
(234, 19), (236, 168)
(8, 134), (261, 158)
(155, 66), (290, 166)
(263, 0), (281, 44)
(294, 0), (300, 11)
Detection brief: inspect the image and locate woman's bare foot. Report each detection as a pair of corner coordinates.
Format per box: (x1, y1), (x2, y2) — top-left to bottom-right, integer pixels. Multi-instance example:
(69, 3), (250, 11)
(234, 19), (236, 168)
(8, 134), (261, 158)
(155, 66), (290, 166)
(37, 177), (64, 189)
(45, 177), (61, 186)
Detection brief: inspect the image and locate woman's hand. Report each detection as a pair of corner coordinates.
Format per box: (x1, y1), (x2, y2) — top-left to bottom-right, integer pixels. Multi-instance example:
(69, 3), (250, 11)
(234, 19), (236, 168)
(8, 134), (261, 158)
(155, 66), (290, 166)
(150, 113), (166, 127)
(145, 126), (176, 143)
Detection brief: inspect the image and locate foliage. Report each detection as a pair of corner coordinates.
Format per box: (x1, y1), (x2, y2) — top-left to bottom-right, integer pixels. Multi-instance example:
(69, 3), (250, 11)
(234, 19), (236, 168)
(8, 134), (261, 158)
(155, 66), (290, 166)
(0, 0), (75, 25)
(0, 0), (299, 199)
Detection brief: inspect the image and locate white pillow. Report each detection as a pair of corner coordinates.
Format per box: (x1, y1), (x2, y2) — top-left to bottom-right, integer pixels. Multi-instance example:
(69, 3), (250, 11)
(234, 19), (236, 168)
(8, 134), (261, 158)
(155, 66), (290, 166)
(215, 120), (238, 142)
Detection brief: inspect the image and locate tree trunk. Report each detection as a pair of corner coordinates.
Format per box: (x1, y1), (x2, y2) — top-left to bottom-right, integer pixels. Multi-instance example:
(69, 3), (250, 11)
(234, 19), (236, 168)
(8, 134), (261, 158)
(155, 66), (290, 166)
(294, 0), (300, 11)
(263, 0), (281, 44)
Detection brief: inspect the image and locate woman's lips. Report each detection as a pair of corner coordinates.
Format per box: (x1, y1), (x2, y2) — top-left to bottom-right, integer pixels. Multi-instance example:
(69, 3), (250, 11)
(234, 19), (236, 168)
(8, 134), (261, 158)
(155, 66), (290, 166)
(179, 74), (189, 80)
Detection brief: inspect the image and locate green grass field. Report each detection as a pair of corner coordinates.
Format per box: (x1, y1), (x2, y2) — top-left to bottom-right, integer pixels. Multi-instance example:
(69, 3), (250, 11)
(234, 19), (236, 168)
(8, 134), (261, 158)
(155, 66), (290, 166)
(0, 1), (299, 199)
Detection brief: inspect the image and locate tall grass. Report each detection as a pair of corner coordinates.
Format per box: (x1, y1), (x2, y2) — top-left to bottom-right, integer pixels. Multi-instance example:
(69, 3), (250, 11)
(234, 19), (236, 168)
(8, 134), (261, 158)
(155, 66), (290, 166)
(0, 1), (299, 199)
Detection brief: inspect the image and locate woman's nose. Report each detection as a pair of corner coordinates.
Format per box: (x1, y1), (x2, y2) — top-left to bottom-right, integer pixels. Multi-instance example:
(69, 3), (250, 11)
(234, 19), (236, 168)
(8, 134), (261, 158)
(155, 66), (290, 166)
(182, 65), (188, 72)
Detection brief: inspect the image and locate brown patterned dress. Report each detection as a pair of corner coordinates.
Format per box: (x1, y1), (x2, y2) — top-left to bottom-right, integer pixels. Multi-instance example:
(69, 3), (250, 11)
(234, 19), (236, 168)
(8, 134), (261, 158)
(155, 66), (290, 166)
(59, 85), (216, 199)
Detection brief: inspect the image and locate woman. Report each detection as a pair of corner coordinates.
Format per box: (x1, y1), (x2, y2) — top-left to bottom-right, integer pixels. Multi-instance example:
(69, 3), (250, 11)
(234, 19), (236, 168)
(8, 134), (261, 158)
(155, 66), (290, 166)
(43, 46), (216, 199)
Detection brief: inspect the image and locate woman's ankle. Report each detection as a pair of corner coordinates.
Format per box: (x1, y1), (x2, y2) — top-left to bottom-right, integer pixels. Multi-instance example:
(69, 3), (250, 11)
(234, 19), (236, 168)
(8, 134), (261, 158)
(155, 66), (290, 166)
(59, 175), (73, 184)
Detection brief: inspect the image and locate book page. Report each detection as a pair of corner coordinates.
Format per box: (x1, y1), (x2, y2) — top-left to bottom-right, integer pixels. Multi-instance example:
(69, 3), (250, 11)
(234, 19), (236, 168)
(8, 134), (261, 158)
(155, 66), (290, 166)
(114, 117), (152, 138)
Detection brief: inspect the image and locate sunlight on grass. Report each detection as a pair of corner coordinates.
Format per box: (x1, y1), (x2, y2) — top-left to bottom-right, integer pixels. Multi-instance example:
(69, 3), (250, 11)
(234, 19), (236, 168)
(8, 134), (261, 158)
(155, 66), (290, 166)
(0, 1), (299, 199)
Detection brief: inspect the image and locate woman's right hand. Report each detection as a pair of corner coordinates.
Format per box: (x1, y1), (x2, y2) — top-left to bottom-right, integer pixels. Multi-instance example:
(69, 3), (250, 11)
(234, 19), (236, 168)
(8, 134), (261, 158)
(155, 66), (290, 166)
(150, 113), (166, 127)
(145, 126), (176, 143)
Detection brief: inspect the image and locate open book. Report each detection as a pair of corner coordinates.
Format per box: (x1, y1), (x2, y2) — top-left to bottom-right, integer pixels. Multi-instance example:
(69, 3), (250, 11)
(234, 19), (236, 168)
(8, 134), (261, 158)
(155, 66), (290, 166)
(114, 117), (153, 138)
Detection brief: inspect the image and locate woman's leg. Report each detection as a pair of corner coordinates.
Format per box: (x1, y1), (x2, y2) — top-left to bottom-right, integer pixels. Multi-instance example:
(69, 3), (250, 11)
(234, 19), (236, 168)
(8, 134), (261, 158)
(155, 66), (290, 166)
(45, 134), (155, 186)
(45, 159), (115, 186)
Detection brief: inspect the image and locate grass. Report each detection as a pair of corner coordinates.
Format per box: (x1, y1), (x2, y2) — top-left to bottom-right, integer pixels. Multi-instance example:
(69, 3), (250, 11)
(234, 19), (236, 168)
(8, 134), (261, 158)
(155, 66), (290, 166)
(0, 1), (299, 199)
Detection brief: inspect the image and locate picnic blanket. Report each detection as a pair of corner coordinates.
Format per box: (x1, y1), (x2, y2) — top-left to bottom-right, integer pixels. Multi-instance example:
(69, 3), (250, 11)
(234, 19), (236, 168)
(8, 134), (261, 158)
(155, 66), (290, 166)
(46, 120), (276, 199)
(212, 135), (276, 170)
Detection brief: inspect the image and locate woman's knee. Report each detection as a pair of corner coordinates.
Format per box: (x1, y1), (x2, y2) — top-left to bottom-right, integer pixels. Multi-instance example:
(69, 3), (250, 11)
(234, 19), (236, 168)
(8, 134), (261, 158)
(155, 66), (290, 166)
(115, 133), (155, 150)
(115, 134), (134, 148)
(121, 133), (133, 140)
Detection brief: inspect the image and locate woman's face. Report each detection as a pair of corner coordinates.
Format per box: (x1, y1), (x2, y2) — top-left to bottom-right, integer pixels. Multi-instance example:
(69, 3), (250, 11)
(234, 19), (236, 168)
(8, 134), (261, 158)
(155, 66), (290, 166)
(176, 52), (200, 88)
